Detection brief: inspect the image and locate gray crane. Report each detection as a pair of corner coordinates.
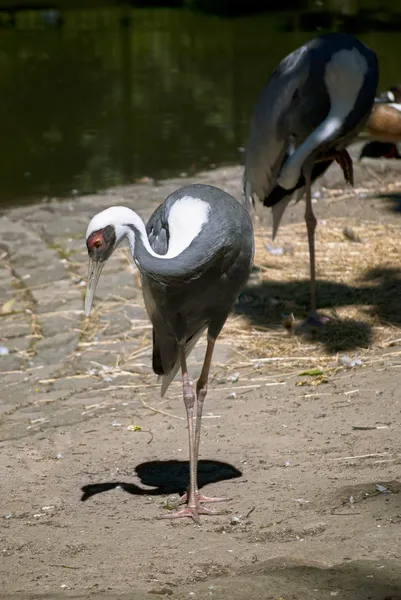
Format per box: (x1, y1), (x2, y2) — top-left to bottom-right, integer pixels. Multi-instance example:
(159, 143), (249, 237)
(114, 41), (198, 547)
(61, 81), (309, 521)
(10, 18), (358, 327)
(244, 33), (378, 325)
(84, 183), (254, 523)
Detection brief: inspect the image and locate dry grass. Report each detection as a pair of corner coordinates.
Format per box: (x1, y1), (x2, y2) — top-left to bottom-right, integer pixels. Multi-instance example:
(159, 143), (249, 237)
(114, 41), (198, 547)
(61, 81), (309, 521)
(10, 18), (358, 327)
(219, 217), (401, 371)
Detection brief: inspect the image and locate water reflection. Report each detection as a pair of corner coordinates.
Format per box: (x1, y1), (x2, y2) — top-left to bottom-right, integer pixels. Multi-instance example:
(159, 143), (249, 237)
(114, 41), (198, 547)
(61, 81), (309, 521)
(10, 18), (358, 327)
(0, 6), (400, 205)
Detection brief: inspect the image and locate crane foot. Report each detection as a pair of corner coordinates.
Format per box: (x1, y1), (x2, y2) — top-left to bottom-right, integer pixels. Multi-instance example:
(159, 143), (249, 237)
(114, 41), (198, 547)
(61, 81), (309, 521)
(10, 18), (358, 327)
(178, 491), (230, 505)
(158, 504), (224, 524)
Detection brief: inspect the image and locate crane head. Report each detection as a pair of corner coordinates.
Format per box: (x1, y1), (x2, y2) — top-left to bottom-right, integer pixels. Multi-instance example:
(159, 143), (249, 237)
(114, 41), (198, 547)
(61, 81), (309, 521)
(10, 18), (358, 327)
(85, 224), (117, 317)
(86, 224), (116, 261)
(85, 205), (140, 317)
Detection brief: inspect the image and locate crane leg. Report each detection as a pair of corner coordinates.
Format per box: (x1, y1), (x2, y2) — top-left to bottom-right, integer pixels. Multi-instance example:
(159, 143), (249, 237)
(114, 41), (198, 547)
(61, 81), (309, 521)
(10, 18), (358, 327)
(304, 170), (318, 317)
(304, 170), (330, 326)
(159, 344), (222, 523)
(303, 150), (353, 327)
(179, 337), (229, 506)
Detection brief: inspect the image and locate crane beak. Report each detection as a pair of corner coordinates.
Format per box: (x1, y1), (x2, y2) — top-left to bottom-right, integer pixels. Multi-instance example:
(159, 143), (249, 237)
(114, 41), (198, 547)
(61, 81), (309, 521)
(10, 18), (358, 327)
(85, 258), (104, 317)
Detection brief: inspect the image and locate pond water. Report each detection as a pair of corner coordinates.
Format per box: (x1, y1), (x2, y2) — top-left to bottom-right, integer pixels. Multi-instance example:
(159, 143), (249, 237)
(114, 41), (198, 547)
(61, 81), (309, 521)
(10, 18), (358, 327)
(0, 5), (400, 205)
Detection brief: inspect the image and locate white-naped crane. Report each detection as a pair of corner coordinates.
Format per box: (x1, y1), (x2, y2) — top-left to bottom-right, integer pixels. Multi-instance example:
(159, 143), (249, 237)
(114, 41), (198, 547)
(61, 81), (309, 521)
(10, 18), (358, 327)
(244, 32), (378, 325)
(84, 183), (254, 523)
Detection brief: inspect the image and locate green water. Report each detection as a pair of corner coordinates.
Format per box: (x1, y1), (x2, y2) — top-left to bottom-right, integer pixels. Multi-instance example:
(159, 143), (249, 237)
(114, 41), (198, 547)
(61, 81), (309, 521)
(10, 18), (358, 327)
(0, 5), (400, 205)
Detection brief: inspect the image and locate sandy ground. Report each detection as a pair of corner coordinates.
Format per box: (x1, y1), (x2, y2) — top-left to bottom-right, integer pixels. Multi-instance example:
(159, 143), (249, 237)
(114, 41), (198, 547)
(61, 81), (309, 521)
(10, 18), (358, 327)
(1, 147), (401, 599)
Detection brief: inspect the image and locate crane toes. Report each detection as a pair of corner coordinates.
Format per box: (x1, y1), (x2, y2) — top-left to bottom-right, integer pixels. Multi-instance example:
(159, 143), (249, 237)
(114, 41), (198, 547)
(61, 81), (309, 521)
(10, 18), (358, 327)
(179, 491), (230, 505)
(159, 490), (229, 522)
(158, 504), (225, 523)
(158, 506), (201, 523)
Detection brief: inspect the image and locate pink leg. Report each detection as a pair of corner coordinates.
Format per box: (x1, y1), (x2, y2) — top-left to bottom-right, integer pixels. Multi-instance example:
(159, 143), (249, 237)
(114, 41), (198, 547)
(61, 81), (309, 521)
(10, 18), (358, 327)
(159, 339), (227, 522)
(179, 337), (229, 506)
(304, 150), (353, 326)
(303, 167), (330, 327)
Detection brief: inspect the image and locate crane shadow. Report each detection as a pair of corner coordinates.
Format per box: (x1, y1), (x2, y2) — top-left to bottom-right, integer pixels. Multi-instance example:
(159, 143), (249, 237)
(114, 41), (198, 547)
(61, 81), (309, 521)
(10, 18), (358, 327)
(226, 559), (401, 600)
(235, 265), (401, 353)
(81, 459), (242, 502)
(376, 192), (401, 213)
(360, 266), (401, 324)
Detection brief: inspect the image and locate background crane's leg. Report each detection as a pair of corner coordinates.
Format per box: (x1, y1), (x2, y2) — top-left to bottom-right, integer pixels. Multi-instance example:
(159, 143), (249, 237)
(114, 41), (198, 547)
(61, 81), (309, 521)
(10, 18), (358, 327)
(303, 161), (332, 326)
(303, 168), (330, 326)
(180, 337), (229, 508)
(304, 167), (318, 319)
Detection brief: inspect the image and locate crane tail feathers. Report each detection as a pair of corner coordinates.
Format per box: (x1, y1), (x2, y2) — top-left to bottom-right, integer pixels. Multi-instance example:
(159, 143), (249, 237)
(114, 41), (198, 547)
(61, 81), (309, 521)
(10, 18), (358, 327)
(242, 176), (256, 214)
(295, 187), (305, 203)
(271, 196), (293, 240)
(159, 326), (207, 397)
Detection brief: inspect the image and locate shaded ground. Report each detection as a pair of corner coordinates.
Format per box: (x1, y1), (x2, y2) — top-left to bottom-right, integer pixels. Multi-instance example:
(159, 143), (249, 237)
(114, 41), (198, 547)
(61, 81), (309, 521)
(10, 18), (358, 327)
(1, 146), (401, 599)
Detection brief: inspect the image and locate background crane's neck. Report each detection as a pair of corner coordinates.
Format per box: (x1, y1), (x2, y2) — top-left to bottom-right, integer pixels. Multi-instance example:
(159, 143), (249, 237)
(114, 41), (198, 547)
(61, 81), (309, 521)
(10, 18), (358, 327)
(278, 47), (368, 190)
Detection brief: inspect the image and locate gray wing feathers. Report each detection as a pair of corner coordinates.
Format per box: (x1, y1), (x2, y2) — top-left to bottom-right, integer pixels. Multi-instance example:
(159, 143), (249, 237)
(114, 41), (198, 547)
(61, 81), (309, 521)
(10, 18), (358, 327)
(159, 326), (207, 397)
(146, 203), (169, 255)
(143, 206), (208, 397)
(149, 228), (168, 255)
(141, 271), (181, 396)
(271, 185), (305, 239)
(243, 46), (310, 206)
(271, 197), (293, 240)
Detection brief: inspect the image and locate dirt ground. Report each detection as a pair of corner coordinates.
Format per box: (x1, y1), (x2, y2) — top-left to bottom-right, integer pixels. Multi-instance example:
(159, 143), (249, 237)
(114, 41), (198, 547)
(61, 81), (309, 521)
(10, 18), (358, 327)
(1, 148), (401, 599)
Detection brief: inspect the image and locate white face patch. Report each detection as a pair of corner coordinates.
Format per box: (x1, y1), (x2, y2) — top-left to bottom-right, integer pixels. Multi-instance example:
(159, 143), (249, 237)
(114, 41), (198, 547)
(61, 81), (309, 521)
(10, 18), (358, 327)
(278, 47), (368, 190)
(86, 205), (141, 250)
(165, 196), (210, 258)
(86, 205), (133, 238)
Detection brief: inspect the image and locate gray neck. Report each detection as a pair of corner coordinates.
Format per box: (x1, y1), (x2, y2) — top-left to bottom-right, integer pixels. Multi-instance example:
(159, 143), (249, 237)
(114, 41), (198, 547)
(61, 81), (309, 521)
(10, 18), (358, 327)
(127, 224), (225, 285)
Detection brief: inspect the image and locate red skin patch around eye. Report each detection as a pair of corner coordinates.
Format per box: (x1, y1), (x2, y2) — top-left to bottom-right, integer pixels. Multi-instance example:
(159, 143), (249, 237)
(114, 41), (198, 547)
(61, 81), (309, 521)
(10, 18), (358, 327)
(87, 233), (104, 249)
